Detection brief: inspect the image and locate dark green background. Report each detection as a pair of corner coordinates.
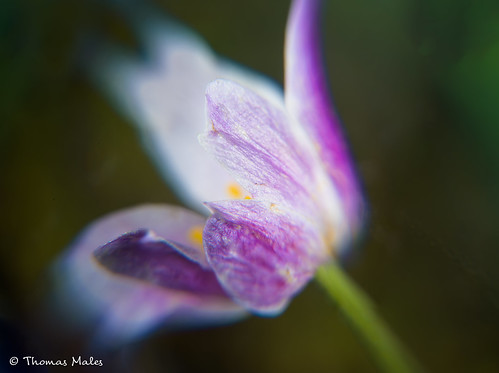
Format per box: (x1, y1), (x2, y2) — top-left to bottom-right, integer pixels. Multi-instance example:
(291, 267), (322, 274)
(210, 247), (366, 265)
(1, 0), (499, 372)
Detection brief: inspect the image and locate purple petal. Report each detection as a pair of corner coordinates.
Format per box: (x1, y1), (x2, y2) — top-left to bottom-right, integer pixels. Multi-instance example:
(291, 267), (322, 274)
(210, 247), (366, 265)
(51, 204), (245, 347)
(285, 0), (365, 233)
(201, 80), (327, 215)
(203, 200), (327, 314)
(94, 229), (226, 296)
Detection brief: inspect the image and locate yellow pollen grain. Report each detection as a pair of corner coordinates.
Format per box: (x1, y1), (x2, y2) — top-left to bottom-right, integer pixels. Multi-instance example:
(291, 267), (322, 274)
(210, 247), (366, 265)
(227, 182), (244, 199)
(188, 225), (204, 247)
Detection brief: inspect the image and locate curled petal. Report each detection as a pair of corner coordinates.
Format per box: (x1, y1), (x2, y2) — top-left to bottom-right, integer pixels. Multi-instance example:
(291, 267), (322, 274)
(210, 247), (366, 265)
(285, 0), (365, 233)
(203, 200), (327, 314)
(51, 205), (244, 347)
(94, 230), (227, 296)
(93, 14), (283, 211)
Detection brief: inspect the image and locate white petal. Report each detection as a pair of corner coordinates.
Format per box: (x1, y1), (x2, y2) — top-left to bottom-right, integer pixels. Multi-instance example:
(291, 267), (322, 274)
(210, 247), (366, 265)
(94, 18), (283, 211)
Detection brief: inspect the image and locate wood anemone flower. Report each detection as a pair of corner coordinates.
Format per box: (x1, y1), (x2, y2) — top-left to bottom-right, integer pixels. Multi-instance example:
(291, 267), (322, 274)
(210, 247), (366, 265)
(53, 0), (365, 346)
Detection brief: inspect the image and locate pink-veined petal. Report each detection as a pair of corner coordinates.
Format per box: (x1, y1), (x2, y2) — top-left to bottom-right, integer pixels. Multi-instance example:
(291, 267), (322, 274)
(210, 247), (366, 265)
(203, 200), (327, 314)
(202, 80), (318, 211)
(51, 204), (245, 347)
(285, 0), (365, 234)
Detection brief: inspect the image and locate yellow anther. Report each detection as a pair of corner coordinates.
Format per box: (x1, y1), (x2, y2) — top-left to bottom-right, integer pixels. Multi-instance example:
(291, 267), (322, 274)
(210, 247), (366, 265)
(227, 182), (243, 199)
(188, 225), (204, 247)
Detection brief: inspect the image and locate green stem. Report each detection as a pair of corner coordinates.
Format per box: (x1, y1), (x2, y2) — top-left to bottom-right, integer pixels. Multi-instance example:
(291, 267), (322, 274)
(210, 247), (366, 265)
(315, 262), (424, 373)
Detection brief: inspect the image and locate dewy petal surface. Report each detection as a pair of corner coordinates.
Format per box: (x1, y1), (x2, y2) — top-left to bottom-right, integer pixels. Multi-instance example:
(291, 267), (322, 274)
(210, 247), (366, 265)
(285, 0), (365, 234)
(94, 14), (283, 212)
(52, 205), (244, 346)
(203, 200), (326, 314)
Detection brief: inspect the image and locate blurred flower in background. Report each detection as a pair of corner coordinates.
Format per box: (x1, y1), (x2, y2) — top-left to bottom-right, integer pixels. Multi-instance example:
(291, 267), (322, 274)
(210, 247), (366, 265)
(1, 0), (499, 372)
